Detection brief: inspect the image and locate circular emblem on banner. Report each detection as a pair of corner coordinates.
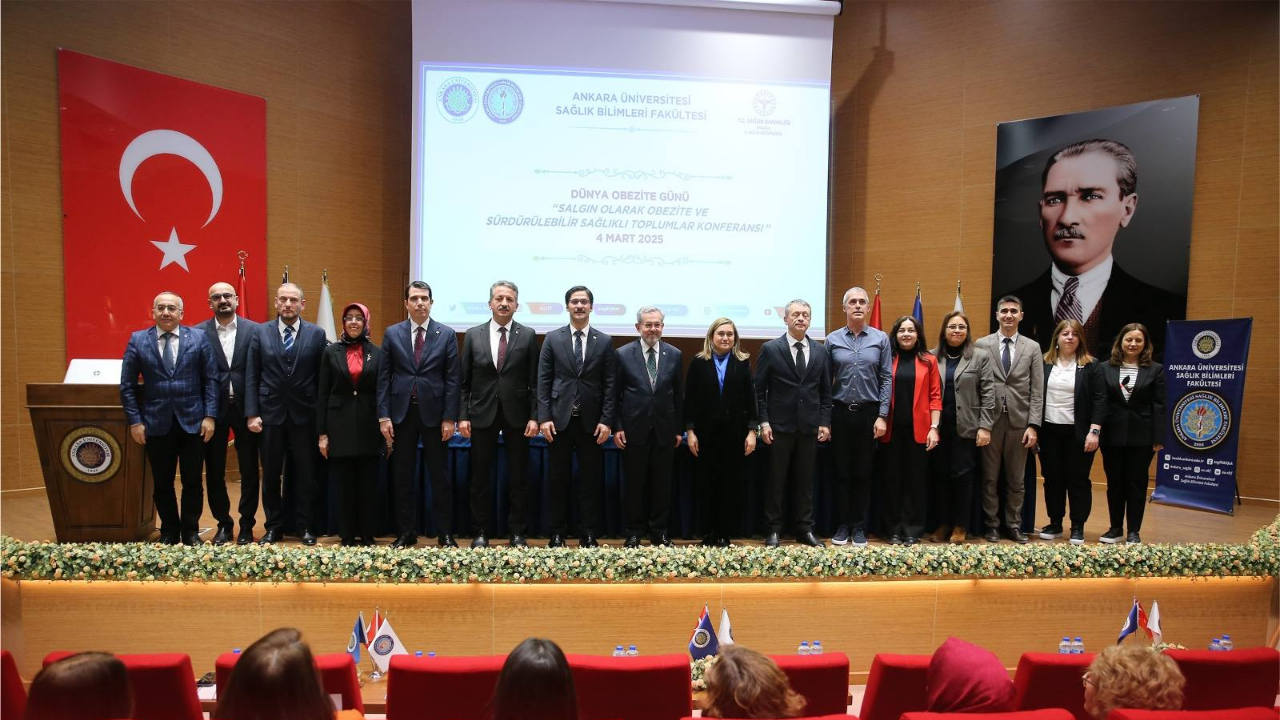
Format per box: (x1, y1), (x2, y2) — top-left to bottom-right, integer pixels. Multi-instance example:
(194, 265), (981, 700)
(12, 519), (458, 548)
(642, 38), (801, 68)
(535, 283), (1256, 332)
(1172, 391), (1231, 450)
(1191, 330), (1222, 360)
(691, 629), (711, 649)
(483, 79), (524, 124)
(60, 427), (121, 484)
(372, 636), (396, 655)
(753, 90), (777, 116)
(437, 77), (478, 123)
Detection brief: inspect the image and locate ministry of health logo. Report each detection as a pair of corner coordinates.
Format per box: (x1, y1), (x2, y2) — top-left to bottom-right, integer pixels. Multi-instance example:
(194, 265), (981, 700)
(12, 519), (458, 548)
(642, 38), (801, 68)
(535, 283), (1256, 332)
(437, 77), (478, 123)
(753, 90), (777, 116)
(1172, 391), (1231, 450)
(1191, 330), (1222, 360)
(483, 79), (524, 123)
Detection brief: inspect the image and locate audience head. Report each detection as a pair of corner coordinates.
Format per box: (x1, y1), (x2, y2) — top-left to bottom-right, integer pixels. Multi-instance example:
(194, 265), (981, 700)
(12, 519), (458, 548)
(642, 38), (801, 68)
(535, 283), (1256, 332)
(702, 645), (806, 719)
(24, 651), (133, 720)
(213, 627), (333, 720)
(490, 638), (577, 720)
(1083, 643), (1184, 720)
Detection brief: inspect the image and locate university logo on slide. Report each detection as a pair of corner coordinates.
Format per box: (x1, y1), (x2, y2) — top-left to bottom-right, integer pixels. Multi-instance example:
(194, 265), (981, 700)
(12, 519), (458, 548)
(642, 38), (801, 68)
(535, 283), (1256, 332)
(437, 77), (478, 123)
(1191, 330), (1222, 360)
(483, 79), (524, 123)
(60, 427), (121, 484)
(1172, 391), (1231, 450)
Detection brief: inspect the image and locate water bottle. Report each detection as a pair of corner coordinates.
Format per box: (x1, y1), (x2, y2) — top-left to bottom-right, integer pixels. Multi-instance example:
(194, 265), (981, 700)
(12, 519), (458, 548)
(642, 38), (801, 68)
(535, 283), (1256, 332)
(427, 652), (436, 658)
(1209, 638), (1222, 651)
(415, 651), (423, 658)
(613, 645), (625, 657)
(627, 644), (638, 656)
(797, 641), (810, 655)
(1220, 635), (1233, 651)
(1072, 637), (1085, 654)
(1058, 637), (1071, 654)
(811, 641), (823, 655)
(232, 648), (241, 654)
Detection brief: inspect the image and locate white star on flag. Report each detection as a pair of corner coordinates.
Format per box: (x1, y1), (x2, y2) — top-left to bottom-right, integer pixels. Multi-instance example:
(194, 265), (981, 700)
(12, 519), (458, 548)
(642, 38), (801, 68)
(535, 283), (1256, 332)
(151, 227), (196, 271)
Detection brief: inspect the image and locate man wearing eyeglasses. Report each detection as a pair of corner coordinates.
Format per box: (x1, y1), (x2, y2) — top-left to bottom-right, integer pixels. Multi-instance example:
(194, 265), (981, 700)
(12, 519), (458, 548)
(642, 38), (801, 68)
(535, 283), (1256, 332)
(196, 282), (262, 545)
(120, 292), (219, 545)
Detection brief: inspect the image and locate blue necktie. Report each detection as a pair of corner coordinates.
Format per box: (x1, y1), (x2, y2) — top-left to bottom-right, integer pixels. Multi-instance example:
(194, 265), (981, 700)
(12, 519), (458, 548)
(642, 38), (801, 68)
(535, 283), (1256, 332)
(573, 330), (585, 374)
(162, 332), (176, 372)
(1001, 337), (1012, 373)
(283, 325), (295, 355)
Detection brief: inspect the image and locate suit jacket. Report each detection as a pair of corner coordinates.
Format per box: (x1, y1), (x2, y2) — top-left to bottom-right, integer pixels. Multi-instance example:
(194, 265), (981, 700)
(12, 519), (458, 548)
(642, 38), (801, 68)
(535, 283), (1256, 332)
(244, 318), (328, 426)
(933, 347), (996, 439)
(683, 354), (757, 435)
(120, 325), (219, 436)
(881, 353), (943, 445)
(459, 320), (539, 429)
(316, 340), (384, 457)
(196, 316), (260, 423)
(1099, 361), (1166, 447)
(974, 332), (1044, 429)
(754, 335), (832, 433)
(377, 318), (461, 426)
(1040, 359), (1107, 444)
(614, 340), (683, 443)
(537, 325), (617, 431)
(1011, 261), (1185, 359)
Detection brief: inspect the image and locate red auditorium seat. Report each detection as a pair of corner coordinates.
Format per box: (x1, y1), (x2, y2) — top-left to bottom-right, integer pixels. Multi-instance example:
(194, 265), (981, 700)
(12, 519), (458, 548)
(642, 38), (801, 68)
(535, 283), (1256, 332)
(901, 711), (1075, 720)
(1163, 648), (1280, 710)
(1106, 709), (1280, 720)
(1, 650), (25, 720)
(215, 651), (364, 712)
(858, 653), (931, 720)
(679, 715), (855, 720)
(567, 653), (693, 720)
(1013, 652), (1095, 720)
(771, 652), (852, 716)
(384, 653), (506, 720)
(43, 651), (201, 720)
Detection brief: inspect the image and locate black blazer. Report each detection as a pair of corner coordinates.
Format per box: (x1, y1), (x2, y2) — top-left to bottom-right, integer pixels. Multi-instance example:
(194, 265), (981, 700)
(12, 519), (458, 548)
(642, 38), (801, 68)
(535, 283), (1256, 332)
(245, 319), (327, 426)
(1040, 359), (1107, 444)
(684, 354), (757, 436)
(614, 340), (683, 442)
(753, 335), (832, 433)
(460, 320), (539, 429)
(1099, 361), (1167, 447)
(537, 325), (617, 431)
(197, 316), (260, 423)
(316, 340), (384, 457)
(377, 318), (461, 426)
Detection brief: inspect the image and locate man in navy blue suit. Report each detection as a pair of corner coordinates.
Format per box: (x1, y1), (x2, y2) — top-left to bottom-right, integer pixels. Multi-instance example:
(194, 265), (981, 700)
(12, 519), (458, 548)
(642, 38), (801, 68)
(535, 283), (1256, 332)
(196, 282), (261, 545)
(120, 291), (219, 545)
(377, 280), (461, 548)
(245, 282), (328, 545)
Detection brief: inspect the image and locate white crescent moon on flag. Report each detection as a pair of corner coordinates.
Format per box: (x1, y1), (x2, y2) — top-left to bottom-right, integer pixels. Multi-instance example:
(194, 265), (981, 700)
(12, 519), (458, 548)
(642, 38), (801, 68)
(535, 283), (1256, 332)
(119, 129), (223, 228)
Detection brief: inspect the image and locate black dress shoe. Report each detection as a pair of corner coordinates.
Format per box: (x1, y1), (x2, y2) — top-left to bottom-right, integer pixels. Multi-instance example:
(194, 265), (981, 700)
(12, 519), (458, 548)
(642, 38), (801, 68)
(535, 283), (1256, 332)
(1007, 528), (1029, 544)
(300, 529), (318, 546)
(391, 532), (418, 548)
(341, 538), (360, 547)
(651, 534), (672, 547)
(236, 530), (254, 545)
(701, 537), (719, 547)
(624, 535), (641, 548)
(509, 534), (528, 548)
(716, 536), (731, 548)
(903, 536), (918, 546)
(212, 527), (234, 545)
(764, 532), (781, 547)
(983, 529), (1001, 543)
(158, 532), (180, 546)
(889, 535), (904, 545)
(182, 532), (203, 546)
(580, 534), (599, 548)
(360, 537), (376, 546)
(259, 530), (282, 544)
(438, 534), (458, 548)
(470, 534), (488, 549)
(798, 532), (825, 548)
(548, 534), (566, 548)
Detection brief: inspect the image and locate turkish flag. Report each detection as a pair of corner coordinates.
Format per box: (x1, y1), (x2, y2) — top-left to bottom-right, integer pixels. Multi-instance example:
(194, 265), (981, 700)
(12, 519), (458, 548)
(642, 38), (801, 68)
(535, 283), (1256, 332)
(58, 50), (266, 361)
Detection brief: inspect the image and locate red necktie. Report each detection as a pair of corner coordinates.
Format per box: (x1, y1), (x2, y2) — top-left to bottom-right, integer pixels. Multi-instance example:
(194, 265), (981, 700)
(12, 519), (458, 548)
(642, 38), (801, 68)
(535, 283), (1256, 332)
(414, 326), (425, 365)
(496, 326), (508, 372)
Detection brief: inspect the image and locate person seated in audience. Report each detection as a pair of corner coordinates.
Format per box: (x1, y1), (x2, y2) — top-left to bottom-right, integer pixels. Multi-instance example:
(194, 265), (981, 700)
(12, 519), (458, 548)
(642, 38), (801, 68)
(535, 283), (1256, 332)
(213, 627), (335, 720)
(702, 645), (806, 719)
(489, 637), (578, 720)
(24, 651), (133, 720)
(1083, 643), (1184, 720)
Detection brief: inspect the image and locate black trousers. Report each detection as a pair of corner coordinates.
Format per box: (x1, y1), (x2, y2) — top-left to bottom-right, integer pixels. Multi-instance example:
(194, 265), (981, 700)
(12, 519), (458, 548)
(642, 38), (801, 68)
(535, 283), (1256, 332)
(929, 420), (977, 529)
(330, 455), (378, 541)
(1040, 422), (1096, 527)
(205, 406), (259, 531)
(883, 428), (928, 539)
(548, 415), (604, 536)
(696, 428), (744, 541)
(392, 405), (451, 536)
(260, 421), (317, 534)
(1101, 445), (1154, 532)
(765, 430), (816, 535)
(621, 429), (675, 537)
(832, 403), (880, 531)
(469, 416), (531, 537)
(146, 424), (205, 536)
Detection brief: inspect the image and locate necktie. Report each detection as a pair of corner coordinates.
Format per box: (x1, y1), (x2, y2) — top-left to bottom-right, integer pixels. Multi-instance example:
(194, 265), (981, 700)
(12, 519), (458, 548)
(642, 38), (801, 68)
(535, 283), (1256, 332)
(573, 330), (585, 374)
(162, 332), (176, 372)
(282, 325), (294, 355)
(1055, 276), (1083, 323)
(496, 326), (508, 372)
(1001, 337), (1012, 373)
(646, 346), (658, 387)
(414, 326), (425, 365)
(793, 340), (806, 377)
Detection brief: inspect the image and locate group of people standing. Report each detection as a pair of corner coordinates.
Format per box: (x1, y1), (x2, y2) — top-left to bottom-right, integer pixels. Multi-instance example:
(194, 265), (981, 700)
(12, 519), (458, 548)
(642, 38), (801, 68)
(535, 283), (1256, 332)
(120, 275), (1164, 550)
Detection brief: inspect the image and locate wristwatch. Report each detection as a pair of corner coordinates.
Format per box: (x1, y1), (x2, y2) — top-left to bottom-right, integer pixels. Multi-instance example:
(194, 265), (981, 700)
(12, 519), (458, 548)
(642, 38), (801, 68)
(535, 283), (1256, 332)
(1089, 428), (1100, 436)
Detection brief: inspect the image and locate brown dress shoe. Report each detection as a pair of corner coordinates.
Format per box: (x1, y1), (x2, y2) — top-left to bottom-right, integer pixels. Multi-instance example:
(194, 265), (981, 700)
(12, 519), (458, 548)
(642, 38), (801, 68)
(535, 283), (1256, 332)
(929, 526), (949, 543)
(949, 527), (967, 544)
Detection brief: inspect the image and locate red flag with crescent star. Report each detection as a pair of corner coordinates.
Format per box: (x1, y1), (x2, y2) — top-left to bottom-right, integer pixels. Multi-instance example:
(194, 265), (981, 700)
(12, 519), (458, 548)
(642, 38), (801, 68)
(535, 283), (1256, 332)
(57, 50), (266, 361)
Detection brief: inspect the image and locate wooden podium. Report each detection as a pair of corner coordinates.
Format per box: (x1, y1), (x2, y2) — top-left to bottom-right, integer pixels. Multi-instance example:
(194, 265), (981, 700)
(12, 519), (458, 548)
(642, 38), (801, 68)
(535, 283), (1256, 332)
(26, 383), (155, 542)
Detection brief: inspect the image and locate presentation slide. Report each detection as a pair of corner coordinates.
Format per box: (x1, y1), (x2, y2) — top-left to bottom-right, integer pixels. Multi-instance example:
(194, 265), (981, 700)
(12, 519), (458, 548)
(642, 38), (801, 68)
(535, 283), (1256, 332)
(416, 63), (830, 338)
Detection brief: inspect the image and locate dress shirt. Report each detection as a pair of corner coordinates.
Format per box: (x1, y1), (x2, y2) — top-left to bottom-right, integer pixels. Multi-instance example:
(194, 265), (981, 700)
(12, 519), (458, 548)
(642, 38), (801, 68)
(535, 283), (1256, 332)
(1044, 358), (1077, 424)
(787, 333), (808, 368)
(489, 319), (513, 368)
(712, 351), (729, 392)
(570, 323), (592, 363)
(997, 331), (1022, 367)
(1051, 254), (1112, 323)
(155, 326), (179, 359)
(826, 324), (893, 417)
(278, 318), (299, 341)
(641, 338), (662, 373)
(215, 316), (237, 398)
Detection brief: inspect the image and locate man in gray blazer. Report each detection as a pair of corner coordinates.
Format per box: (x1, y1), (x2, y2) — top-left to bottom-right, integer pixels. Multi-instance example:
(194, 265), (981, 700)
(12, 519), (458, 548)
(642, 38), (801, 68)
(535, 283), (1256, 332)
(613, 306), (683, 547)
(974, 295), (1044, 543)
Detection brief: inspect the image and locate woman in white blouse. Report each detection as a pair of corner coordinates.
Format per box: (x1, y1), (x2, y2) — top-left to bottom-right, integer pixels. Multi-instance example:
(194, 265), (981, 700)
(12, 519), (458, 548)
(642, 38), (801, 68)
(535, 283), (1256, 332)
(1037, 319), (1106, 545)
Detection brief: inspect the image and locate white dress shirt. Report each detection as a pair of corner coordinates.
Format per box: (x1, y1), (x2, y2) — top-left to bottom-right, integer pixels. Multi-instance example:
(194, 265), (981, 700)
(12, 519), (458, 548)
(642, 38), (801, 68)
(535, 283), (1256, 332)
(641, 338), (660, 374)
(278, 318), (299, 341)
(997, 331), (1021, 367)
(216, 317), (237, 398)
(787, 334), (809, 367)
(570, 323), (592, 363)
(490, 319), (513, 368)
(1051, 254), (1112, 322)
(1044, 358), (1078, 425)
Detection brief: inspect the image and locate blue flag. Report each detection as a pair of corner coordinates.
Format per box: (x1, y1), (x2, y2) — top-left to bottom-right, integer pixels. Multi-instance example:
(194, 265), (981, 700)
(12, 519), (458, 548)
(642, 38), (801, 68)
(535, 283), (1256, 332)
(688, 604), (720, 660)
(912, 290), (924, 329)
(1116, 599), (1139, 644)
(347, 613), (365, 664)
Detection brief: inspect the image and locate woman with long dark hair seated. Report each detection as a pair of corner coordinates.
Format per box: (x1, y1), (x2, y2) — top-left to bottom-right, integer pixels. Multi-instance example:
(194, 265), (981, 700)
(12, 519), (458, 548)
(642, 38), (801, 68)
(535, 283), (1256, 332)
(489, 637), (578, 720)
(213, 627), (334, 720)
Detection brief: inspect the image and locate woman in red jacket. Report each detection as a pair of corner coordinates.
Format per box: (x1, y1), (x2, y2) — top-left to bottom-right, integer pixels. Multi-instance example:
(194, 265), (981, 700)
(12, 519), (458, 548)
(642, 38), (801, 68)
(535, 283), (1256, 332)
(880, 315), (942, 545)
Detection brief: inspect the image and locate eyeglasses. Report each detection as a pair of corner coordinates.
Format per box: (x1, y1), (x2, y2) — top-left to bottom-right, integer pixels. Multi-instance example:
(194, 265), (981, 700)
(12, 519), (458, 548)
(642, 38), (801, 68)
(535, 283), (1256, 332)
(1081, 672), (1093, 687)
(154, 305), (181, 313)
(945, 324), (968, 331)
(210, 293), (236, 301)
(342, 316), (365, 323)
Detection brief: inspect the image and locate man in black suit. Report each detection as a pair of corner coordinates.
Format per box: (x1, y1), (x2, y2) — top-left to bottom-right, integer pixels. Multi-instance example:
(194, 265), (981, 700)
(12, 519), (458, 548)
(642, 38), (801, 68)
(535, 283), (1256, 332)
(755, 299), (831, 547)
(377, 281), (461, 548)
(613, 306), (683, 548)
(537, 285), (617, 548)
(1009, 139), (1185, 355)
(245, 282), (328, 545)
(197, 282), (261, 544)
(459, 281), (539, 548)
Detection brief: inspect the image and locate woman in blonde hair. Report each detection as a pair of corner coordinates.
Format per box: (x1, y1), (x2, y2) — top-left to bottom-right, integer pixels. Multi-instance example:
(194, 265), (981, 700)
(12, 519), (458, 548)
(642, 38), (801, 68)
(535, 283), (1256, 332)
(703, 645), (806, 719)
(1083, 643), (1184, 720)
